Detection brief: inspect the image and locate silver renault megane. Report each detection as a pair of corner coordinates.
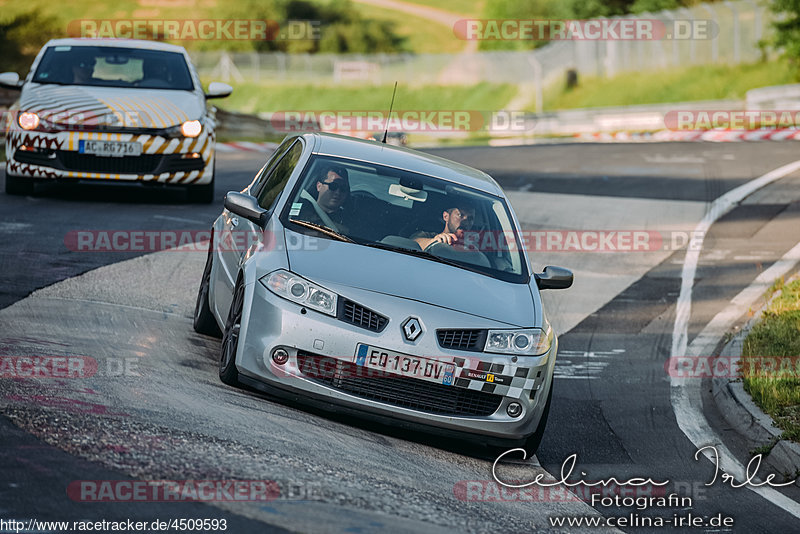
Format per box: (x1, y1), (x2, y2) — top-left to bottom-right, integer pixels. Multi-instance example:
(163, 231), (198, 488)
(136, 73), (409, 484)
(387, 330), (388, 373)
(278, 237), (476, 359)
(194, 132), (572, 454)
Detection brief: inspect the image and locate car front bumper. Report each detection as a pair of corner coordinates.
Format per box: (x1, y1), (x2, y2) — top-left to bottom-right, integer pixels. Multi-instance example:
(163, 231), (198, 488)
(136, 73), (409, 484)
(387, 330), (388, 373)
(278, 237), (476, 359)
(4, 128), (214, 185)
(234, 279), (557, 443)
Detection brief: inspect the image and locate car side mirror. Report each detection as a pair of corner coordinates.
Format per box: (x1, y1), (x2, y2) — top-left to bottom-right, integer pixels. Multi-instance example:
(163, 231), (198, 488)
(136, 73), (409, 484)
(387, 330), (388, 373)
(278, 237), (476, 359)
(0, 72), (22, 90)
(224, 192), (268, 226)
(205, 81), (233, 99)
(535, 266), (573, 290)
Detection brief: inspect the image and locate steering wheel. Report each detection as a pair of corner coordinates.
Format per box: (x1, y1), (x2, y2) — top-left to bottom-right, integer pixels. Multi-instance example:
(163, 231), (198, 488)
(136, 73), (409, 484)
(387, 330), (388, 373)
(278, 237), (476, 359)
(424, 234), (478, 253)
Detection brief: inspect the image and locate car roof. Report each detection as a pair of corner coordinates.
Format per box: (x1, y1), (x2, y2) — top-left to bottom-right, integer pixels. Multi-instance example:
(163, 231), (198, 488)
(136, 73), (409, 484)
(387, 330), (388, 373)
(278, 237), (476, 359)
(307, 132), (503, 196)
(43, 38), (188, 54)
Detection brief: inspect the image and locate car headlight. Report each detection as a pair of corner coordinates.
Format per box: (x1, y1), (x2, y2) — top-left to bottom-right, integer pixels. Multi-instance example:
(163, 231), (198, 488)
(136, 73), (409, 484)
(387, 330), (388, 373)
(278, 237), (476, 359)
(164, 119), (204, 138)
(484, 322), (553, 356)
(180, 120), (202, 137)
(261, 270), (338, 316)
(18, 112), (40, 130)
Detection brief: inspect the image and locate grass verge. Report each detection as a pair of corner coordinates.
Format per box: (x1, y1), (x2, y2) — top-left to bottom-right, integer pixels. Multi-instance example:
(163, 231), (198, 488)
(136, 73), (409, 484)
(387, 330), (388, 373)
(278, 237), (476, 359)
(218, 82), (516, 115)
(540, 59), (800, 111)
(353, 2), (465, 54)
(741, 278), (800, 443)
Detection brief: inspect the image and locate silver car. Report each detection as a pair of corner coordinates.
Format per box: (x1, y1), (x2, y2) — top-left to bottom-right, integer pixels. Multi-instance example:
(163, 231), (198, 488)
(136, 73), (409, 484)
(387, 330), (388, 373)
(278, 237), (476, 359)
(194, 132), (572, 453)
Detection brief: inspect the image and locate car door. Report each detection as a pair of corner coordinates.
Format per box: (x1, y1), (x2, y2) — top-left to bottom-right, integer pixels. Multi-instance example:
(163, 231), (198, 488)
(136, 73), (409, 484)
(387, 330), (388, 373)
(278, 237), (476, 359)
(214, 139), (305, 314)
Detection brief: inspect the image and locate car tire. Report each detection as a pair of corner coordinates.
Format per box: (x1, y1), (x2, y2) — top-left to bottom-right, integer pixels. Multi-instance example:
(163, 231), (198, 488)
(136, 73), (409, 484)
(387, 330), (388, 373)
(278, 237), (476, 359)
(219, 274), (245, 387)
(187, 164), (215, 203)
(520, 383), (553, 457)
(491, 383), (552, 460)
(5, 173), (35, 196)
(193, 244), (223, 338)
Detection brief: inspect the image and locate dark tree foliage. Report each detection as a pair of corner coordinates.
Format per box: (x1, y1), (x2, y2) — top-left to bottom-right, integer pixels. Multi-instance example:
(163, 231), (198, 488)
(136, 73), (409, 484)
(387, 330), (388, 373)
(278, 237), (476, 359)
(0, 10), (63, 74)
(772, 0), (800, 62)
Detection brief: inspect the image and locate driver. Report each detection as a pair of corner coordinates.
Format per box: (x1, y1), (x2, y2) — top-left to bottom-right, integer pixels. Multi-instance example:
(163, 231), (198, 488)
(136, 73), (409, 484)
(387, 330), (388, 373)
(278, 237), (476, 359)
(412, 204), (475, 250)
(296, 164), (350, 232)
(71, 57), (96, 84)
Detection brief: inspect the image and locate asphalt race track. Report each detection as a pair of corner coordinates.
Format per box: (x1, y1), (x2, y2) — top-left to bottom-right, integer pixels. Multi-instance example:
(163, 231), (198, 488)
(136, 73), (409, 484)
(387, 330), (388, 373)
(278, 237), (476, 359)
(1, 142), (799, 533)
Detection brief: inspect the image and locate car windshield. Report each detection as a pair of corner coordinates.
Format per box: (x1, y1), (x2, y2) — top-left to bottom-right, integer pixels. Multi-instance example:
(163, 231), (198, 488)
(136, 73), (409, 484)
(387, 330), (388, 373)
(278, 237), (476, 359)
(32, 45), (194, 91)
(281, 154), (528, 283)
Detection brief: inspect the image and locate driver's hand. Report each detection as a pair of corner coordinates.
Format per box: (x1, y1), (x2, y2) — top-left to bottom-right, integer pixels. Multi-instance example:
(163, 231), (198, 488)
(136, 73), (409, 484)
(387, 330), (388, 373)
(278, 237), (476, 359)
(432, 232), (458, 245)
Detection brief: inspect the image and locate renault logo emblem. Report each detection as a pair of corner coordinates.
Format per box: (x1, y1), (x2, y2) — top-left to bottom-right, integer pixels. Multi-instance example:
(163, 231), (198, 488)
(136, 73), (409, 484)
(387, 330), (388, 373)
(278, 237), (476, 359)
(402, 317), (423, 341)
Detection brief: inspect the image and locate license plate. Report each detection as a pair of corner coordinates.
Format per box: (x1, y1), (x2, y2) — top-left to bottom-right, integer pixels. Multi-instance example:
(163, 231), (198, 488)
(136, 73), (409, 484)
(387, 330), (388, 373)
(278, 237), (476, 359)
(354, 344), (455, 385)
(78, 140), (142, 157)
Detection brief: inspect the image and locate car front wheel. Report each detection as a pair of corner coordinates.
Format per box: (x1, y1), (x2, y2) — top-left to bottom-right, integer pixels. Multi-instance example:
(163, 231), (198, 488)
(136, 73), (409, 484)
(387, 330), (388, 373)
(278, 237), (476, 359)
(520, 383), (552, 456)
(193, 244), (222, 337)
(492, 384), (552, 460)
(219, 275), (244, 387)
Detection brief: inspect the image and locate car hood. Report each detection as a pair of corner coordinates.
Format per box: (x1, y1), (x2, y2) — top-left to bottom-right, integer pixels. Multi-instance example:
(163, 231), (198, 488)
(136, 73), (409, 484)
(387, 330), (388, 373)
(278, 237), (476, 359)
(286, 237), (533, 327)
(20, 83), (203, 129)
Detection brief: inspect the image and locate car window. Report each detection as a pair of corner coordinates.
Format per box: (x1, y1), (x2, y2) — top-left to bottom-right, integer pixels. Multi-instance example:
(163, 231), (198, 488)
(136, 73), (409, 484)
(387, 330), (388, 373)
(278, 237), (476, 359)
(281, 154), (528, 283)
(251, 137), (297, 196)
(256, 141), (303, 211)
(32, 46), (193, 91)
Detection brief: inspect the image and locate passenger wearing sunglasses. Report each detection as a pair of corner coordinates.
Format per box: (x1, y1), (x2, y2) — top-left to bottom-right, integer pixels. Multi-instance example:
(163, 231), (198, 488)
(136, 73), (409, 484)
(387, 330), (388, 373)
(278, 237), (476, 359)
(297, 165), (351, 233)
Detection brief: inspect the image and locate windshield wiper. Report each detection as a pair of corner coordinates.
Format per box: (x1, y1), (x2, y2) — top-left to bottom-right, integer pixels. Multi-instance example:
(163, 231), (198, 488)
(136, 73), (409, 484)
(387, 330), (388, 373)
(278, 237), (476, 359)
(288, 219), (355, 243)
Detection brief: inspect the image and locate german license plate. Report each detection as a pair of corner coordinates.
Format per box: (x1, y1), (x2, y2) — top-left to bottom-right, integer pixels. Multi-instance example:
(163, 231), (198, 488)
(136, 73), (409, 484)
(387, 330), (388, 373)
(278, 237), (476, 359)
(79, 140), (142, 157)
(354, 344), (455, 385)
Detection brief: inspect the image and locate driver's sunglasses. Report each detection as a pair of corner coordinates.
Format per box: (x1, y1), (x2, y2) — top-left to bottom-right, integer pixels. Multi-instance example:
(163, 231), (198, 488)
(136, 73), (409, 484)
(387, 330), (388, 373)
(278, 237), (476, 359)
(321, 180), (349, 192)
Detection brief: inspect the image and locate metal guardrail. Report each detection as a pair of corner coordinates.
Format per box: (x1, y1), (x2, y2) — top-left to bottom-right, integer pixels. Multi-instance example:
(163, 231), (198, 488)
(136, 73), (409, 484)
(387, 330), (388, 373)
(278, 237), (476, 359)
(512, 99), (744, 137)
(746, 84), (800, 110)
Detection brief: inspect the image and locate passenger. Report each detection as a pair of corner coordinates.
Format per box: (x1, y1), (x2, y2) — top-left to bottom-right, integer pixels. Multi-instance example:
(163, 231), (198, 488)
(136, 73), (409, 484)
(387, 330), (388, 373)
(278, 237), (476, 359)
(412, 204), (475, 250)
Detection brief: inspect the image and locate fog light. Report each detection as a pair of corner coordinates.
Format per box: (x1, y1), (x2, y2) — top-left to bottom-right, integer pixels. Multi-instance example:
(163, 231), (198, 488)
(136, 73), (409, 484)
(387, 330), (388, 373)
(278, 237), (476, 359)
(272, 348), (289, 365)
(507, 402), (522, 418)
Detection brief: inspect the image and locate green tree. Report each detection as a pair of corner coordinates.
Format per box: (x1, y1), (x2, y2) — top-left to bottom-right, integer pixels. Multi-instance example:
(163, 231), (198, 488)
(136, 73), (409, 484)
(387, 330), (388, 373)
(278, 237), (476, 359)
(214, 0), (406, 53)
(0, 10), (63, 74)
(772, 0), (800, 62)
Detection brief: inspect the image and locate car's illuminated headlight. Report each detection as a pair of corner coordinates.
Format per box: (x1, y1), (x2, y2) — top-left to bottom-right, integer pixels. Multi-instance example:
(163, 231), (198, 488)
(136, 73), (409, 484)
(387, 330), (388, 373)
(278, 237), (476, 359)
(180, 120), (202, 137)
(484, 322), (553, 356)
(18, 112), (40, 130)
(261, 270), (338, 316)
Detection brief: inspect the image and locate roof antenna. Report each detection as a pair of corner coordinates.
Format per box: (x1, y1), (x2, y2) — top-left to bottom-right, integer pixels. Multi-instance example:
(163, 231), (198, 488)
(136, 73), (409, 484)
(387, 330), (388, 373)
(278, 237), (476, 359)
(382, 81), (398, 144)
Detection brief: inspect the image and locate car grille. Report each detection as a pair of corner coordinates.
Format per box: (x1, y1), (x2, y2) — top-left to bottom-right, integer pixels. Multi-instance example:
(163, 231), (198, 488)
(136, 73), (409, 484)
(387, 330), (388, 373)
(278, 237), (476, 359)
(338, 299), (388, 332)
(437, 329), (486, 351)
(52, 152), (205, 175)
(297, 351), (502, 417)
(14, 149), (57, 167)
(164, 156), (205, 173)
(58, 151), (163, 174)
